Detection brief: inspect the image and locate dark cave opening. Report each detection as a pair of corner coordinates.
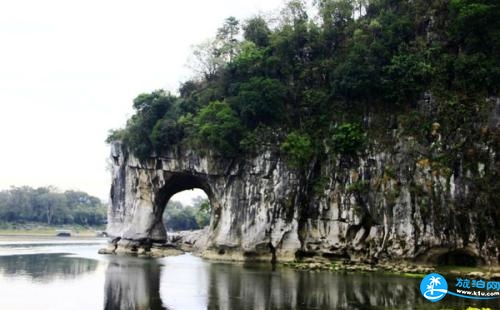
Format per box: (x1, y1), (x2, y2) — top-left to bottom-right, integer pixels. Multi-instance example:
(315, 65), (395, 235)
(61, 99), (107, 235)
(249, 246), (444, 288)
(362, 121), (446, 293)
(436, 250), (480, 267)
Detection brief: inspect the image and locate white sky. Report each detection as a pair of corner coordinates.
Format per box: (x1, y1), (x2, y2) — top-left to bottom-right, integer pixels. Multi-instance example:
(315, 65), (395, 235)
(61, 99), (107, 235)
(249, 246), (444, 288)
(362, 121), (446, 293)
(0, 0), (283, 203)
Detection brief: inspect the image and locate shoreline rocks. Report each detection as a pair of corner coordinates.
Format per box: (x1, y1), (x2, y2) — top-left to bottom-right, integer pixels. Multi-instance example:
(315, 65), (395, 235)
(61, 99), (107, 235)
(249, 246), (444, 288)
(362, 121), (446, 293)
(98, 235), (500, 281)
(98, 237), (184, 258)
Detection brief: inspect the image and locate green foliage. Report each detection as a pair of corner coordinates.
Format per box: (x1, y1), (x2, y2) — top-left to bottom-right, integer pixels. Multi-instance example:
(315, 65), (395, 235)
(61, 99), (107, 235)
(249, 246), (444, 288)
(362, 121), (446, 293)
(106, 90), (186, 159)
(150, 118), (183, 152)
(312, 176), (330, 196)
(105, 129), (125, 143)
(243, 16), (271, 47)
(163, 198), (211, 231)
(108, 2), (499, 169)
(163, 201), (198, 231)
(384, 50), (433, 104)
(331, 123), (366, 156)
(448, 53), (498, 94)
(191, 100), (244, 156)
(0, 187), (106, 226)
(216, 16), (240, 63)
(280, 131), (314, 168)
(230, 77), (286, 128)
(190, 39), (226, 80)
(228, 42), (266, 79)
(450, 0), (500, 53)
(281, 0), (309, 27)
(120, 90), (177, 160)
(193, 197), (211, 228)
(332, 43), (380, 102)
(346, 180), (370, 195)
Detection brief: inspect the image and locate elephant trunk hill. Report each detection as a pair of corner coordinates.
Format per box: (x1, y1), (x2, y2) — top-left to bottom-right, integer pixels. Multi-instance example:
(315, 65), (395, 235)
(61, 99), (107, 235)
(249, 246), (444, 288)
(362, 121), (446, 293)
(103, 1), (500, 266)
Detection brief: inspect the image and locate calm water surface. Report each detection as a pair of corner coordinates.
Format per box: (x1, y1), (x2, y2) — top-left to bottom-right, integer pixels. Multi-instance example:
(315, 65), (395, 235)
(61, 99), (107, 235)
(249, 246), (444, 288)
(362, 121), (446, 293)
(0, 237), (497, 310)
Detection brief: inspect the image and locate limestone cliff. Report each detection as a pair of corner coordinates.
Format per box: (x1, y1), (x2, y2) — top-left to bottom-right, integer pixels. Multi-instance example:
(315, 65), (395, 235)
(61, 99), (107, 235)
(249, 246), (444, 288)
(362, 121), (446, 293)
(107, 99), (499, 265)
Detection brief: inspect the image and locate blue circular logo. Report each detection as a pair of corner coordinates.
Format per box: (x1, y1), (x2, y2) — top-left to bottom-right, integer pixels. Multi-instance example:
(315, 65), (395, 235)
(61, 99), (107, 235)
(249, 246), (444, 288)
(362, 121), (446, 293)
(420, 273), (448, 302)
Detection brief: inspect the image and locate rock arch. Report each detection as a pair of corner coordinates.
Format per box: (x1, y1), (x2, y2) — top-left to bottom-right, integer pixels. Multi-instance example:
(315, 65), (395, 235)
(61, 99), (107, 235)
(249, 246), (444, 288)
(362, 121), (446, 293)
(106, 142), (498, 264)
(107, 143), (220, 243)
(106, 142), (301, 260)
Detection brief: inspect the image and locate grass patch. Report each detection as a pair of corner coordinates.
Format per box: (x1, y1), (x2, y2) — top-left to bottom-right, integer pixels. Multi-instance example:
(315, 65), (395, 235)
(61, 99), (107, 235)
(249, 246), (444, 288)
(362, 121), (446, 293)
(0, 223), (105, 237)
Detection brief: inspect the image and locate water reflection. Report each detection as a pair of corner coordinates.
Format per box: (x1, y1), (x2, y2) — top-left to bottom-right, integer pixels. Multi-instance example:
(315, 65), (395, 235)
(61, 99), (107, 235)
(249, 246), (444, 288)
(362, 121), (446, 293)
(1, 247), (492, 310)
(0, 253), (98, 281)
(206, 263), (426, 310)
(158, 256), (499, 310)
(104, 256), (166, 310)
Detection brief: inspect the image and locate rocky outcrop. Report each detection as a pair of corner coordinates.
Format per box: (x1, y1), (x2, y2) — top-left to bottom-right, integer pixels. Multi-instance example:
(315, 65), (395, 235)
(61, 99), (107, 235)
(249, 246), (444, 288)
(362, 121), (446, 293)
(107, 141), (302, 261)
(106, 122), (499, 266)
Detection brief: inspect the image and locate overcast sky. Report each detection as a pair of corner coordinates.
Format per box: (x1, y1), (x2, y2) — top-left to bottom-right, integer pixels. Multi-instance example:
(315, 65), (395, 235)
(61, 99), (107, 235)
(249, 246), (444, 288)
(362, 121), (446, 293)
(0, 0), (283, 203)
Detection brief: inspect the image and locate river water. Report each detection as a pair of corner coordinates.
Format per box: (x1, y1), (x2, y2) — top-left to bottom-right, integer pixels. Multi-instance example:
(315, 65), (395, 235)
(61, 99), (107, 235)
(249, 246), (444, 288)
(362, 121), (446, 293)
(0, 237), (497, 310)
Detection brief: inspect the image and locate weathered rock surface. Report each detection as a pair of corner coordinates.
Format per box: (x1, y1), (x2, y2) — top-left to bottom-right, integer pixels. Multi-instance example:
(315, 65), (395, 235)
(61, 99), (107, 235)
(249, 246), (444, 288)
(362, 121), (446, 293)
(106, 104), (499, 265)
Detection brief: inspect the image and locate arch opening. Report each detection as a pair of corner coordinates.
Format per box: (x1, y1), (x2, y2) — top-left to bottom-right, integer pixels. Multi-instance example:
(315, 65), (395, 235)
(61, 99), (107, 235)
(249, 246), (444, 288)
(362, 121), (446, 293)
(163, 190), (210, 232)
(154, 173), (214, 234)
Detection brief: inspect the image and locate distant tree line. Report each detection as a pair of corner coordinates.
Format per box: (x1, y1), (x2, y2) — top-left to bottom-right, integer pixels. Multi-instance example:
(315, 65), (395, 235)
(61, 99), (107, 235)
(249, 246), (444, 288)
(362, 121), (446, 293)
(163, 197), (211, 231)
(0, 186), (107, 226)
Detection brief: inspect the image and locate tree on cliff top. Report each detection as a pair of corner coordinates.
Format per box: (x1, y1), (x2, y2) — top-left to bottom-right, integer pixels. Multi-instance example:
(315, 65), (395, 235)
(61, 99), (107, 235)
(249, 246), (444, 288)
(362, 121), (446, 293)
(107, 0), (499, 162)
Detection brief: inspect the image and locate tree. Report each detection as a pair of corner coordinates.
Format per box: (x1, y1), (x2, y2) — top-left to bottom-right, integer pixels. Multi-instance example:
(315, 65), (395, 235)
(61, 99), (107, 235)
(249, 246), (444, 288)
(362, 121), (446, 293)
(315, 0), (354, 29)
(330, 123), (366, 156)
(163, 201), (198, 231)
(280, 131), (314, 168)
(190, 39), (226, 80)
(150, 118), (183, 153)
(228, 41), (267, 80)
(216, 16), (240, 63)
(64, 190), (101, 208)
(162, 198), (211, 231)
(192, 100), (244, 155)
(120, 90), (177, 160)
(450, 0), (500, 54)
(188, 17), (241, 80)
(0, 186), (106, 226)
(39, 192), (68, 225)
(383, 51), (433, 104)
(281, 0), (308, 27)
(230, 77), (286, 128)
(193, 197), (211, 228)
(243, 16), (271, 47)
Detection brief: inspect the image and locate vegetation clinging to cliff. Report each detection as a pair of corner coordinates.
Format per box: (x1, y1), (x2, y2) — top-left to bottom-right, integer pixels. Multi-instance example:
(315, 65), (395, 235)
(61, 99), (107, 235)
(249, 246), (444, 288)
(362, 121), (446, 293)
(107, 0), (499, 162)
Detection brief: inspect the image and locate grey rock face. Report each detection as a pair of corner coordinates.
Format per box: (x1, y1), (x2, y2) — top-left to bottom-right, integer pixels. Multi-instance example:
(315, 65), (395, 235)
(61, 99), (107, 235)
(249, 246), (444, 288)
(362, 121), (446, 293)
(107, 137), (498, 264)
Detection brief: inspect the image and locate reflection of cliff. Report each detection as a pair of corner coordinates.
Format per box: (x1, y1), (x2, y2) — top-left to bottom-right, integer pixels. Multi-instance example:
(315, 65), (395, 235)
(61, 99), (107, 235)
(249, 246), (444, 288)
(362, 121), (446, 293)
(104, 256), (166, 310)
(207, 264), (428, 310)
(0, 253), (98, 281)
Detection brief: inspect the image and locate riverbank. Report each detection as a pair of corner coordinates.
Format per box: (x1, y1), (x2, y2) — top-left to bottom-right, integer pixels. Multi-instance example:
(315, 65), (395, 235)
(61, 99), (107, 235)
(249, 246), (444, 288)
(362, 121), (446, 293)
(0, 223), (106, 238)
(282, 260), (500, 280)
